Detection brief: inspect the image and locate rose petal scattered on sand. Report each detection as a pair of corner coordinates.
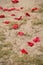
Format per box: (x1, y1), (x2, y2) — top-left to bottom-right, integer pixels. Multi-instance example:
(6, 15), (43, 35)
(0, 15), (5, 18)
(21, 49), (28, 54)
(18, 32), (24, 36)
(11, 14), (15, 16)
(12, 24), (18, 29)
(25, 12), (30, 17)
(3, 21), (10, 24)
(12, 0), (19, 4)
(31, 7), (38, 12)
(3, 8), (8, 11)
(0, 6), (3, 10)
(20, 7), (24, 9)
(33, 37), (40, 43)
(27, 42), (34, 47)
(14, 16), (23, 20)
(8, 7), (15, 11)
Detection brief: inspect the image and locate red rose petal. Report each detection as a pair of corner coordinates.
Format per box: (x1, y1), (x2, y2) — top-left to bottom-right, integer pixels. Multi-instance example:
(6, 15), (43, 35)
(25, 12), (30, 17)
(21, 49), (28, 54)
(14, 16), (23, 20)
(33, 37), (40, 43)
(18, 16), (23, 20)
(12, 24), (18, 29)
(3, 21), (10, 24)
(3, 8), (8, 11)
(0, 6), (3, 10)
(20, 7), (24, 9)
(11, 14), (15, 16)
(12, 0), (19, 4)
(27, 42), (34, 47)
(8, 7), (15, 11)
(0, 15), (5, 18)
(31, 7), (38, 12)
(18, 32), (24, 36)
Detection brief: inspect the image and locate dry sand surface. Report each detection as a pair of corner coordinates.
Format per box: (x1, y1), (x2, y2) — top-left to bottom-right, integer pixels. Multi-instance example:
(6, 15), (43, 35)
(0, 0), (43, 65)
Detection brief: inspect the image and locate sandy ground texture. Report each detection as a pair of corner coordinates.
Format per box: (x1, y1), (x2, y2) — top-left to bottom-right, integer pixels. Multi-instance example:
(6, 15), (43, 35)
(0, 0), (43, 65)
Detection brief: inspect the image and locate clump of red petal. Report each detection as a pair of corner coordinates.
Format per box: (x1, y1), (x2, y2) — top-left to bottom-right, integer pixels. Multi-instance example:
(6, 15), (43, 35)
(21, 49), (28, 54)
(33, 37), (40, 43)
(12, 0), (19, 4)
(27, 42), (34, 47)
(25, 12), (30, 17)
(3, 21), (10, 24)
(0, 15), (5, 18)
(12, 24), (18, 29)
(18, 32), (24, 36)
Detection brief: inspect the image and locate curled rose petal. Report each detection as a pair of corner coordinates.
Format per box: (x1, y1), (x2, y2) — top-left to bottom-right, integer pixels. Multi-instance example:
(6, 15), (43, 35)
(18, 16), (23, 20)
(14, 16), (23, 20)
(3, 21), (10, 24)
(33, 37), (40, 43)
(25, 12), (30, 17)
(11, 14), (15, 16)
(12, 24), (18, 29)
(18, 32), (24, 36)
(12, 0), (19, 4)
(21, 49), (28, 54)
(27, 42), (34, 47)
(31, 7), (38, 12)
(0, 15), (5, 18)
